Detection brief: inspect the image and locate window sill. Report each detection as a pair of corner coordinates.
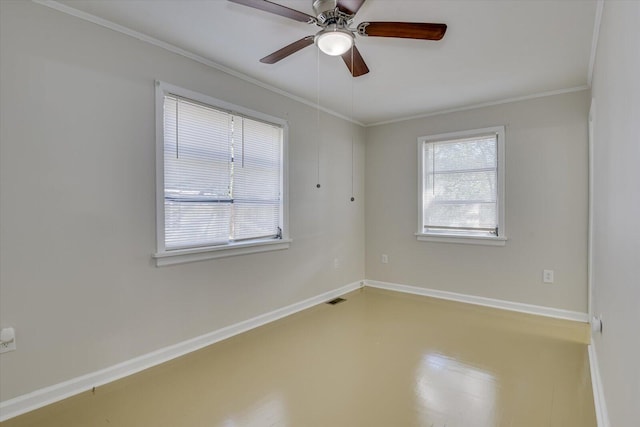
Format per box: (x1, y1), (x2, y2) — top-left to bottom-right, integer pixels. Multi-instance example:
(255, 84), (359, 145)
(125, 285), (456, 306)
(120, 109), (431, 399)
(153, 238), (292, 266)
(415, 233), (507, 246)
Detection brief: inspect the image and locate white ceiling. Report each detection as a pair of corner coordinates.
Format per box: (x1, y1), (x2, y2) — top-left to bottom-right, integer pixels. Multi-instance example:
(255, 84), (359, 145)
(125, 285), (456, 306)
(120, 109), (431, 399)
(54, 0), (597, 125)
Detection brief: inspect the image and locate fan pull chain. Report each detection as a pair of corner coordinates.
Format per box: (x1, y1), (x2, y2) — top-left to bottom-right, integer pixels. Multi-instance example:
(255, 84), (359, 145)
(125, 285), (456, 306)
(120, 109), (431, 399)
(350, 136), (355, 202)
(316, 46), (321, 189)
(350, 46), (355, 202)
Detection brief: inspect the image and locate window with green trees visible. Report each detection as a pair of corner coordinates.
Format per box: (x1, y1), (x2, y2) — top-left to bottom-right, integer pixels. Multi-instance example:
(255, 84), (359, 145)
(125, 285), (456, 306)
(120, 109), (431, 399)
(417, 126), (506, 245)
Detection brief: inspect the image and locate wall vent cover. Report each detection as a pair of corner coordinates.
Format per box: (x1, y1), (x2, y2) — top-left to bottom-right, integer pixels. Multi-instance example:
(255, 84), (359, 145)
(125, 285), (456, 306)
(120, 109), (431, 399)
(326, 297), (346, 305)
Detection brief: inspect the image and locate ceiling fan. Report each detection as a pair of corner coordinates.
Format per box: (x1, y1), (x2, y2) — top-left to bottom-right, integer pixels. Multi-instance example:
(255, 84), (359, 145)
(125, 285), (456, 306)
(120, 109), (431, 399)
(228, 0), (447, 77)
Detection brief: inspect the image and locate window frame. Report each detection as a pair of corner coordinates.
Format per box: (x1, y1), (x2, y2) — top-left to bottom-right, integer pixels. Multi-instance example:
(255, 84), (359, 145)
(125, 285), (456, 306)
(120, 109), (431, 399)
(153, 81), (290, 266)
(416, 126), (507, 246)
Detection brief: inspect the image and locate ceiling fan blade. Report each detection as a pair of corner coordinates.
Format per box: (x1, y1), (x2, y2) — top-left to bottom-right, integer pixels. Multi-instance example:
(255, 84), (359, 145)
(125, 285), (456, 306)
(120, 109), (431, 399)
(341, 45), (369, 77)
(359, 22), (447, 40)
(337, 0), (366, 16)
(260, 36), (315, 64)
(228, 0), (315, 23)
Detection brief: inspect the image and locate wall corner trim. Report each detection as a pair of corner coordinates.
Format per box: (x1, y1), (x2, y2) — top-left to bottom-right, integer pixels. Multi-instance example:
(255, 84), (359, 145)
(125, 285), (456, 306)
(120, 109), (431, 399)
(588, 342), (611, 427)
(364, 280), (589, 322)
(0, 281), (362, 422)
(587, 0), (605, 87)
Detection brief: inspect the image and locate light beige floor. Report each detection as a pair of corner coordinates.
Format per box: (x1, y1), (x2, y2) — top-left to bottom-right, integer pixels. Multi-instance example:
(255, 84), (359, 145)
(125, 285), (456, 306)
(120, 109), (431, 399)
(2, 287), (596, 427)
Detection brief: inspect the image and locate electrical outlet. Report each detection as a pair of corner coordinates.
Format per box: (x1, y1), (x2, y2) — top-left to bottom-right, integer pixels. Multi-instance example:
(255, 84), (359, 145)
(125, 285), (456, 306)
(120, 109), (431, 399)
(0, 328), (16, 354)
(381, 254), (389, 264)
(333, 258), (340, 269)
(543, 269), (554, 283)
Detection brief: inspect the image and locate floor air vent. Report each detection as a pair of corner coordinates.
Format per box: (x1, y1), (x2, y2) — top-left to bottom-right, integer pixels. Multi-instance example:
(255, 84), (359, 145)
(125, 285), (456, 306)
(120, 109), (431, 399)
(326, 297), (346, 305)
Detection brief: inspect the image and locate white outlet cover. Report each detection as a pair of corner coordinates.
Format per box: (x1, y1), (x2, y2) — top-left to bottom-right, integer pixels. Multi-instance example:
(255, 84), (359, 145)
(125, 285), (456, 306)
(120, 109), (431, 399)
(543, 270), (554, 283)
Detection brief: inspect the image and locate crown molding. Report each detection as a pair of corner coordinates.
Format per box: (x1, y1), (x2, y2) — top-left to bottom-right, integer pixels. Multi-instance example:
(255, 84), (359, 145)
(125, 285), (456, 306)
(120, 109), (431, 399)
(30, 0), (365, 127)
(366, 85), (590, 127)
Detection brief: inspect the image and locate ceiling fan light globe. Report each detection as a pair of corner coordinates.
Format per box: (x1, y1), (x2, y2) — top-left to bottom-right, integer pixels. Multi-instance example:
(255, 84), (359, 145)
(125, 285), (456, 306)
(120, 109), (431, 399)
(316, 30), (353, 56)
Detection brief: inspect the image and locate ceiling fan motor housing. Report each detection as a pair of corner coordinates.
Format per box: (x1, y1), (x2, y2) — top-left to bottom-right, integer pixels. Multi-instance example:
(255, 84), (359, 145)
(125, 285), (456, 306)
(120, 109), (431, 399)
(312, 0), (353, 26)
(313, 0), (338, 16)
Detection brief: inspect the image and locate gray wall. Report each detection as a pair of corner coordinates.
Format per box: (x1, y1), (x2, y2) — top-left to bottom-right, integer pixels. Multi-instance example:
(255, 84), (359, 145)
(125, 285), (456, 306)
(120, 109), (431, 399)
(5, 0), (627, 414)
(0, 1), (365, 400)
(590, 2), (640, 426)
(365, 91), (589, 312)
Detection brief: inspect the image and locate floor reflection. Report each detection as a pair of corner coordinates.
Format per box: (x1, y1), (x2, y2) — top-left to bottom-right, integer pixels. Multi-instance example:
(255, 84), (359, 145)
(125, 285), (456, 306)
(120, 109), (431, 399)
(220, 393), (287, 427)
(416, 352), (497, 427)
(3, 288), (595, 427)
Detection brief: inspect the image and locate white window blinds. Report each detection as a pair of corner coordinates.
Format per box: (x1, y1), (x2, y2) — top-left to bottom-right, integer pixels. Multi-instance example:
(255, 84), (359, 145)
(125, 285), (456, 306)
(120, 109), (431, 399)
(422, 134), (498, 237)
(163, 95), (282, 250)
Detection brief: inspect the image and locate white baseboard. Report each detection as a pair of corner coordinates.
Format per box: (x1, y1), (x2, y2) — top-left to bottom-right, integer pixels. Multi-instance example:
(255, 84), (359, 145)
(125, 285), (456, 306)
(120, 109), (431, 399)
(365, 279), (589, 322)
(0, 280), (363, 422)
(588, 342), (611, 427)
(1, 279), (592, 422)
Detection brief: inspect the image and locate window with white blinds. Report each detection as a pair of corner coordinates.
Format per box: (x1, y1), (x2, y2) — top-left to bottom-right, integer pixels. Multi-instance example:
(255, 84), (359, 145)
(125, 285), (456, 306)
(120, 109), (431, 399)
(417, 127), (506, 244)
(154, 82), (288, 264)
